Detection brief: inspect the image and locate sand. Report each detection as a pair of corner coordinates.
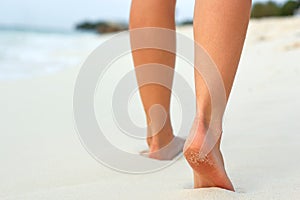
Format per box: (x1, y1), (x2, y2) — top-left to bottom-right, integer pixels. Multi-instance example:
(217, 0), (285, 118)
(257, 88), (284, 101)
(1, 17), (300, 199)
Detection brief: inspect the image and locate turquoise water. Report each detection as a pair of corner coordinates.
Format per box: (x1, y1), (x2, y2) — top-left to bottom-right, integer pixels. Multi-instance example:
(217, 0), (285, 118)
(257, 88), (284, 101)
(0, 28), (102, 80)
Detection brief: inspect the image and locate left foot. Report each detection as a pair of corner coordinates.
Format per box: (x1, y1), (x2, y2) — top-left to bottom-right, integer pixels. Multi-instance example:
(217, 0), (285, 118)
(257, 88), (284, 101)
(140, 126), (185, 160)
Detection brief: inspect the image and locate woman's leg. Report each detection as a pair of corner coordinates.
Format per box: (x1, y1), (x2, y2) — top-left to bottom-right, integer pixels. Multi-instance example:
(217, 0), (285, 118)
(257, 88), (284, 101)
(129, 0), (184, 160)
(184, 0), (252, 190)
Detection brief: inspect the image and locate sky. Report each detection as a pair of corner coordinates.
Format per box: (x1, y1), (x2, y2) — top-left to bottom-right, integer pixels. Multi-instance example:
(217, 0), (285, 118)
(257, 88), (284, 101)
(0, 0), (288, 30)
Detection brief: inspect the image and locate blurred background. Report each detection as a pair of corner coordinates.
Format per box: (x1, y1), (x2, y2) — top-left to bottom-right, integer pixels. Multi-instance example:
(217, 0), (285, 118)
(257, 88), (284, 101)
(1, 0), (299, 30)
(0, 0), (299, 80)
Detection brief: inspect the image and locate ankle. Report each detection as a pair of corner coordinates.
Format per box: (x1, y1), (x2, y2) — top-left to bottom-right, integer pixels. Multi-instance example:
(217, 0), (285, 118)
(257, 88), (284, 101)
(147, 116), (172, 135)
(194, 114), (211, 130)
(149, 125), (174, 148)
(194, 113), (222, 133)
(152, 124), (174, 140)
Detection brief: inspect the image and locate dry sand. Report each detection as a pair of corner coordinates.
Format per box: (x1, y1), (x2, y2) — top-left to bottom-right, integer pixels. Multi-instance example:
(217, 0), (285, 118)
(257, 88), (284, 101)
(1, 17), (300, 199)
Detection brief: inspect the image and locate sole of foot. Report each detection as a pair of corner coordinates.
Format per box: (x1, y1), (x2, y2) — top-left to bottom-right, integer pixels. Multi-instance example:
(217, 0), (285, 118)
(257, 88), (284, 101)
(183, 121), (234, 191)
(184, 147), (234, 191)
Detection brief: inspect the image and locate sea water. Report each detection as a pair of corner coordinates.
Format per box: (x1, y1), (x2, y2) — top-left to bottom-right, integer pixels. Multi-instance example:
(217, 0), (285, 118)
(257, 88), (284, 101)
(0, 28), (103, 80)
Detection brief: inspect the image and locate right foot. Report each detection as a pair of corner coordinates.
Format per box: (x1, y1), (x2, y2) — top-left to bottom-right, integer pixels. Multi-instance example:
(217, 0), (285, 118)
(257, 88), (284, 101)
(183, 119), (234, 191)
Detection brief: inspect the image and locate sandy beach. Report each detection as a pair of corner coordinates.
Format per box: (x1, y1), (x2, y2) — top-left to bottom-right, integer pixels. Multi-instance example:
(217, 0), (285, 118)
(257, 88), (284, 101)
(1, 17), (300, 199)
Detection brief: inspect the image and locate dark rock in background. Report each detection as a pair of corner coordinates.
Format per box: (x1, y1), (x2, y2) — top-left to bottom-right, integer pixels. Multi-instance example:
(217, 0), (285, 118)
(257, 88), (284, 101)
(76, 21), (128, 34)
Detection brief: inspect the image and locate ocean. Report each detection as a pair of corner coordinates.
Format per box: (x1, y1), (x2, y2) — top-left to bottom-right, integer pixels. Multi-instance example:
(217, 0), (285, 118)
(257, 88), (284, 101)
(0, 28), (103, 80)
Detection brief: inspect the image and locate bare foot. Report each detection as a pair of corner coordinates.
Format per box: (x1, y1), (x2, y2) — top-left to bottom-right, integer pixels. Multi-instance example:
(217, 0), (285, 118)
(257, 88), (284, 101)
(140, 126), (185, 160)
(184, 119), (234, 191)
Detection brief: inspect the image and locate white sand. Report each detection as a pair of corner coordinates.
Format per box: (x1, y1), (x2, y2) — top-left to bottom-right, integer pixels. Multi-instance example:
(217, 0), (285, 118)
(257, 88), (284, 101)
(1, 17), (300, 199)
